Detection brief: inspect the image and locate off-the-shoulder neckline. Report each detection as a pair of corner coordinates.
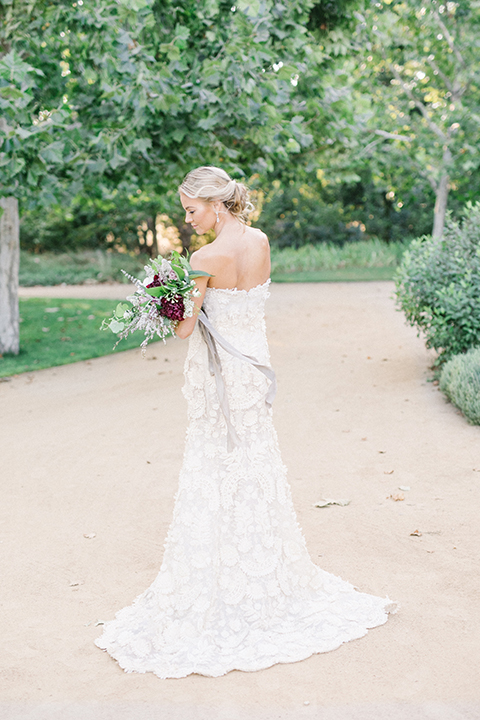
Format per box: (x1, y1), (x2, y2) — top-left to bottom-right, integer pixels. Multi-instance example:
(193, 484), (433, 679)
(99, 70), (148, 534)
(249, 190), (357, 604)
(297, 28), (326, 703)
(205, 279), (271, 295)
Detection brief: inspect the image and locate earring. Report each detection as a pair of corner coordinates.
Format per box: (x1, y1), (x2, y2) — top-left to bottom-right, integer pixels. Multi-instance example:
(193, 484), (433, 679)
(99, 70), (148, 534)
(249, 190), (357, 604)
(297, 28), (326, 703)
(215, 209), (219, 223)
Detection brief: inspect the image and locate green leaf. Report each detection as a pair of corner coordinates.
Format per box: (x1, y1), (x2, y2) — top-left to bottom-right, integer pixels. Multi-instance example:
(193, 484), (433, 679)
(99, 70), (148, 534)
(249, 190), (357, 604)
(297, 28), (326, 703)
(189, 270), (213, 278)
(8, 156), (26, 176)
(109, 152), (128, 169)
(15, 127), (33, 140)
(236, 0), (260, 17)
(175, 24), (190, 42)
(0, 85), (24, 100)
(117, 0), (150, 9)
(115, 302), (130, 318)
(171, 263), (185, 280)
(109, 319), (125, 333)
(285, 138), (301, 153)
(132, 138), (152, 153)
(276, 64), (298, 81)
(39, 141), (65, 165)
(145, 286), (167, 297)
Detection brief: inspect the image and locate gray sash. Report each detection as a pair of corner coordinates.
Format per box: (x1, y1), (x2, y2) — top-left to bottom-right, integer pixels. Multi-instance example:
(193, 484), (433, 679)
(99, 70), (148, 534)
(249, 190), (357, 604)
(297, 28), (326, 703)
(197, 309), (277, 452)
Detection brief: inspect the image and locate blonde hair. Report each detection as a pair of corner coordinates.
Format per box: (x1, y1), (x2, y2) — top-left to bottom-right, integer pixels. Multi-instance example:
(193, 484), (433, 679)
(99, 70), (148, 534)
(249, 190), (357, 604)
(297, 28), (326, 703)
(179, 166), (253, 223)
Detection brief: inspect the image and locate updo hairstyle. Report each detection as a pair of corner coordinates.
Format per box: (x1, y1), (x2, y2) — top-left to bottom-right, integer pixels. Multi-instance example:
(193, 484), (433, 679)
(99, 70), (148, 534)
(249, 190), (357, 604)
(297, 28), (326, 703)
(179, 166), (253, 223)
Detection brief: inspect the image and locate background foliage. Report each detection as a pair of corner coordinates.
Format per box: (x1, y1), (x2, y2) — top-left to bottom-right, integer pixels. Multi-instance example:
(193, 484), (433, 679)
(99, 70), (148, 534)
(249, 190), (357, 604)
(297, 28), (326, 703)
(439, 347), (480, 425)
(395, 202), (480, 368)
(1, 0), (479, 255)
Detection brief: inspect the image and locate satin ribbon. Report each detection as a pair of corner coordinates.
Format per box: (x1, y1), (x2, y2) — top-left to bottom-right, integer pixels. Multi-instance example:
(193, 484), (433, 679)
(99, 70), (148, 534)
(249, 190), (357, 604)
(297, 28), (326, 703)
(197, 308), (277, 452)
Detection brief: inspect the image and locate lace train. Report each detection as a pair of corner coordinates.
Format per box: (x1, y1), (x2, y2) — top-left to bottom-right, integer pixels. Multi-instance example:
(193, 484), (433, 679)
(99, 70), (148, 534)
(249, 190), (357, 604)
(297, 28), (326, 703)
(95, 281), (395, 678)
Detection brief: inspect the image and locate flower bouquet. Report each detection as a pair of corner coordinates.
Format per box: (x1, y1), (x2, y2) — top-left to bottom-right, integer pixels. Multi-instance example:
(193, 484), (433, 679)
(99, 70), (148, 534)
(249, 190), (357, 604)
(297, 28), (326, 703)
(101, 251), (211, 354)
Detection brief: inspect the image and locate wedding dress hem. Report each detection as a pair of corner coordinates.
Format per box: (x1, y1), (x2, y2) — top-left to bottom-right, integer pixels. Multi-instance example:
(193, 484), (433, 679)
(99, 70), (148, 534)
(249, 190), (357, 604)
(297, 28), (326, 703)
(95, 281), (397, 679)
(95, 595), (396, 679)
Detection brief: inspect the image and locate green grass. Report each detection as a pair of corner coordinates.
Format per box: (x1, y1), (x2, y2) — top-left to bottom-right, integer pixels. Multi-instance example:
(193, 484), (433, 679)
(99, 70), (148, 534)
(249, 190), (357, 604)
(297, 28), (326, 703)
(271, 266), (396, 282)
(19, 240), (407, 288)
(20, 250), (149, 286)
(0, 298), (159, 378)
(270, 239), (407, 281)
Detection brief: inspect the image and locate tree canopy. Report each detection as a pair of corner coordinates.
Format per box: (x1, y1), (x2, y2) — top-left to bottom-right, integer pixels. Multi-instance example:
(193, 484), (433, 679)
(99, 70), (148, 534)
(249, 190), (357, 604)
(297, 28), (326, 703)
(0, 0), (326, 208)
(352, 0), (480, 236)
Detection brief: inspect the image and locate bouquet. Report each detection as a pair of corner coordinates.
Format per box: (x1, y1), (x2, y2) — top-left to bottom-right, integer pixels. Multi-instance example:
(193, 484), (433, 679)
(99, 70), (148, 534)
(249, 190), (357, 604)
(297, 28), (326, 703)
(102, 251), (211, 354)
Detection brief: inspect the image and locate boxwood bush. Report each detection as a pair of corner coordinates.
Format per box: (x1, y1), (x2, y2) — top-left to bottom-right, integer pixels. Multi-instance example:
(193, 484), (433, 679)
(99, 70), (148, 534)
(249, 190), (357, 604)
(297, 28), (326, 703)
(395, 202), (480, 367)
(440, 348), (480, 425)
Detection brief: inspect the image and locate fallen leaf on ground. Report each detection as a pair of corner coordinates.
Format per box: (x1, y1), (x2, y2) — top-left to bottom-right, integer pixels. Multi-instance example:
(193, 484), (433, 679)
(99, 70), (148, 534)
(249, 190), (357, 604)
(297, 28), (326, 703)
(398, 485), (411, 491)
(83, 533), (96, 539)
(69, 581), (83, 587)
(410, 529), (422, 536)
(387, 493), (404, 501)
(384, 470), (394, 475)
(315, 499), (351, 508)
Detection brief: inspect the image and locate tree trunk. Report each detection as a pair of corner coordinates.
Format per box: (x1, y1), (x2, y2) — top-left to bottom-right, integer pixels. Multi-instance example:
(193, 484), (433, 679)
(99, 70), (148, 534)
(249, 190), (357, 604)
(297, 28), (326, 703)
(0, 197), (20, 355)
(432, 147), (452, 239)
(178, 223), (193, 255)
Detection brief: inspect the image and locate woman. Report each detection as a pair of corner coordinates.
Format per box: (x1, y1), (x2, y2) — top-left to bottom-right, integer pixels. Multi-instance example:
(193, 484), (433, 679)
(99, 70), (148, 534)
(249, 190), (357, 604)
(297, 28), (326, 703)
(95, 166), (395, 678)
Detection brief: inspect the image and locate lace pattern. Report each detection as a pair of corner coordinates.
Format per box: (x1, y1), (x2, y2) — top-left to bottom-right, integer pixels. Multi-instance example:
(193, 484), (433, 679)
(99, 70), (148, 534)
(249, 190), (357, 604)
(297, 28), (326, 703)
(95, 280), (395, 678)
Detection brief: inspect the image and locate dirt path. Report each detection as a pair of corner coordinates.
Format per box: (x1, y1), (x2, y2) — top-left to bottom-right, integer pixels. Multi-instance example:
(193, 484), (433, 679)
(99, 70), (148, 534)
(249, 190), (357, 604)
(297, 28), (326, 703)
(2, 282), (480, 720)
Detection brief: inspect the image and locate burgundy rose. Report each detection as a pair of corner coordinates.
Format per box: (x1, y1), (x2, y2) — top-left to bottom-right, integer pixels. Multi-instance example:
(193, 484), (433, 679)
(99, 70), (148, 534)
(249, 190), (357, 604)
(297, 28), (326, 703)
(146, 274), (163, 288)
(160, 296), (185, 322)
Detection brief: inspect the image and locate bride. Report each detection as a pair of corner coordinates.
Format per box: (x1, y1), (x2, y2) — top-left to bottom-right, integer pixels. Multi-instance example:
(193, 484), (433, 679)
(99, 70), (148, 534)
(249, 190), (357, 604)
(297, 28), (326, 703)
(95, 166), (395, 678)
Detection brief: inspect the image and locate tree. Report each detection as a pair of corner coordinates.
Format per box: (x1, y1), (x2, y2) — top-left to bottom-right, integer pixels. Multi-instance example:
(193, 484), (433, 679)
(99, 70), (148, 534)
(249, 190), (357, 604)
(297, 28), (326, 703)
(0, 0), (321, 351)
(353, 0), (480, 238)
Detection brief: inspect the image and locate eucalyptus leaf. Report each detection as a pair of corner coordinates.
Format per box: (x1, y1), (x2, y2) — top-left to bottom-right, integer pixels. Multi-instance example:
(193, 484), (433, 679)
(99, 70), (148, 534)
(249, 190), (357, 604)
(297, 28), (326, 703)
(190, 270), (213, 279)
(109, 319), (125, 333)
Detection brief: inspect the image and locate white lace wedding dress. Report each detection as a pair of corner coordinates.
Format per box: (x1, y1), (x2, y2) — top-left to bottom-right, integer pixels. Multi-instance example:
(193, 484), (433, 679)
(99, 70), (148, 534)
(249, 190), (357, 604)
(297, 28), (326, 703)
(95, 280), (395, 678)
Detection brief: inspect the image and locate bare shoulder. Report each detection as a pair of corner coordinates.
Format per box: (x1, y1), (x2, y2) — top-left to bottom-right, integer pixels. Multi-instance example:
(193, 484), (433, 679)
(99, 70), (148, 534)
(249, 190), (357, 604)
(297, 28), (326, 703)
(190, 243), (216, 264)
(246, 226), (269, 245)
(190, 244), (226, 274)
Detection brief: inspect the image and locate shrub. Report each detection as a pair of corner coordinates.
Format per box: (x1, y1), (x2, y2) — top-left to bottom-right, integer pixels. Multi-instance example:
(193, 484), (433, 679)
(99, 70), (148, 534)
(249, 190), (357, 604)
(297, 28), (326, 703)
(439, 348), (480, 425)
(394, 202), (480, 367)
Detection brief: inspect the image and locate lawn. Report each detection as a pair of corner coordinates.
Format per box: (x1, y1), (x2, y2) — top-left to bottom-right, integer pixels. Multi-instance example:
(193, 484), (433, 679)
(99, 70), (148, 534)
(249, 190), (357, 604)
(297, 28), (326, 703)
(19, 240), (406, 287)
(0, 298), (162, 378)
(2, 241), (405, 377)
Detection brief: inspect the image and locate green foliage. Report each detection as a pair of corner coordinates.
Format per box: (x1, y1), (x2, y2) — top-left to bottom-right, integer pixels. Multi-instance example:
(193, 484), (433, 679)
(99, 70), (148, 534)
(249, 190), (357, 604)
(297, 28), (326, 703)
(259, 174), (431, 248)
(0, 0), (322, 208)
(19, 192), (162, 252)
(18, 241), (403, 287)
(395, 202), (480, 366)
(271, 238), (406, 272)
(0, 298), (148, 377)
(440, 348), (480, 425)
(260, 183), (363, 247)
(19, 250), (149, 286)
(352, 0), (480, 233)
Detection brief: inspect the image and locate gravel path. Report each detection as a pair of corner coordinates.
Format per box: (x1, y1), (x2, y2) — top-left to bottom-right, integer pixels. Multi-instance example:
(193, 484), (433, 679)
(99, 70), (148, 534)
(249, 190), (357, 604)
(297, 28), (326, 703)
(2, 282), (480, 720)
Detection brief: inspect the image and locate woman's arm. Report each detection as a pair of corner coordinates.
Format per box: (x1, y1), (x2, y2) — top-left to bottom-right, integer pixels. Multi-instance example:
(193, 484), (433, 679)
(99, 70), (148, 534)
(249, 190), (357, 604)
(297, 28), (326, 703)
(174, 251), (213, 339)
